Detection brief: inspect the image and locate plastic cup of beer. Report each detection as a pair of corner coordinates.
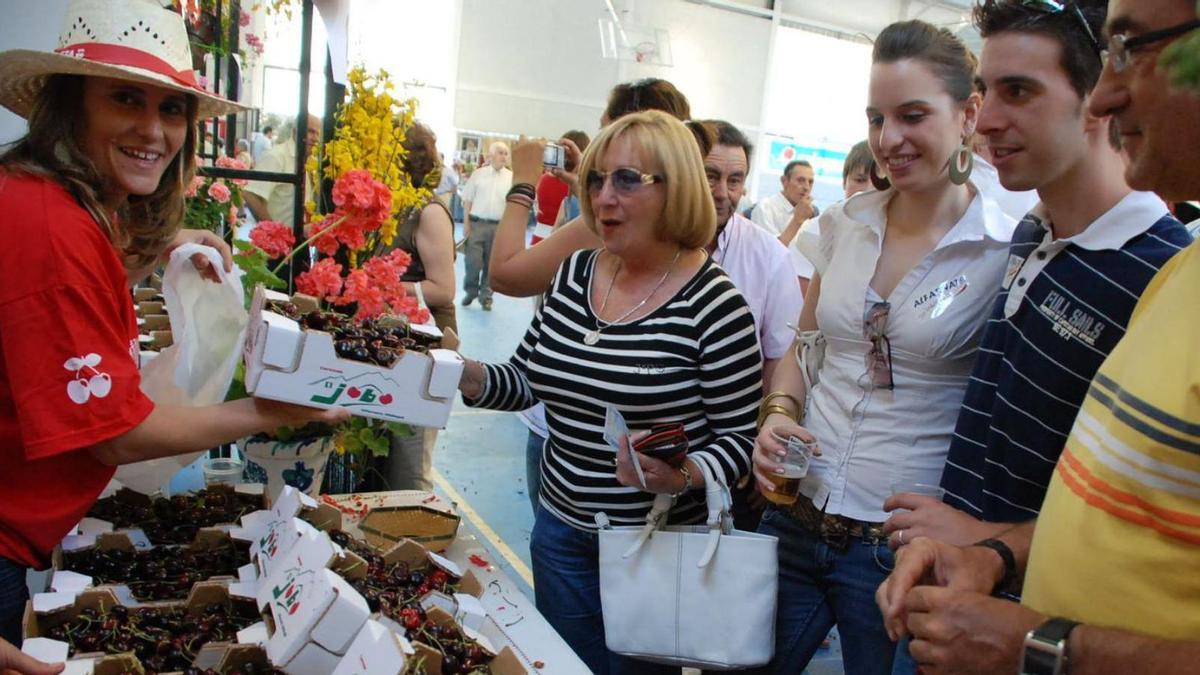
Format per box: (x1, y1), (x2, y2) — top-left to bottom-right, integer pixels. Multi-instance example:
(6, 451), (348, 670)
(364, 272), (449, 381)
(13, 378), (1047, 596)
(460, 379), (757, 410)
(888, 481), (945, 500)
(888, 481), (945, 512)
(763, 428), (815, 506)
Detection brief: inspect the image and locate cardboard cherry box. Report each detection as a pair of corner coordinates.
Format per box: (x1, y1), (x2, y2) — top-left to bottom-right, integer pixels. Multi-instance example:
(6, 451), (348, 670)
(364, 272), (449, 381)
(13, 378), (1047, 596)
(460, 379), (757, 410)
(229, 486), (345, 582)
(337, 538), (527, 674)
(22, 582), (262, 674)
(73, 484), (269, 549)
(329, 618), (415, 675)
(255, 565), (371, 674)
(53, 528), (245, 603)
(243, 285), (464, 428)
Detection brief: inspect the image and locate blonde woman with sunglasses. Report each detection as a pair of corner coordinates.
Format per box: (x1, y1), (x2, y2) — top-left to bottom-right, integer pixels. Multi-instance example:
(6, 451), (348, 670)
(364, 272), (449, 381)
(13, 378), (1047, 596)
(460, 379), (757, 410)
(749, 20), (1018, 674)
(457, 111), (761, 674)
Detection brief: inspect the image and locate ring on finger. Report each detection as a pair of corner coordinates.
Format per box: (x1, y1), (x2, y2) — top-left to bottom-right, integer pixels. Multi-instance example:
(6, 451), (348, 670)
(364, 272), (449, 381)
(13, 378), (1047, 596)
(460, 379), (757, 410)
(897, 529), (905, 545)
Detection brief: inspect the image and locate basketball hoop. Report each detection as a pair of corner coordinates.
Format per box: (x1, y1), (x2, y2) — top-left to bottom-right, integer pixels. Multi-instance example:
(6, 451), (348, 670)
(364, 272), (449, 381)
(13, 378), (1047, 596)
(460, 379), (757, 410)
(598, 20), (674, 67)
(634, 41), (657, 63)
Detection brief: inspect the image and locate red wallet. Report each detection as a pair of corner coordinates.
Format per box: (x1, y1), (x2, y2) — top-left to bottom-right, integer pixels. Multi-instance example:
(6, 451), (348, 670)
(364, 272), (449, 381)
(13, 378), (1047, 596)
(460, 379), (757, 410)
(633, 422), (689, 467)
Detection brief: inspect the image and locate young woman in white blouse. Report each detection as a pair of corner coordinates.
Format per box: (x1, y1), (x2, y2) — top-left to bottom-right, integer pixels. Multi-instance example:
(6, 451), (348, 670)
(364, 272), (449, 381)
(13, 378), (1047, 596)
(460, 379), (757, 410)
(750, 20), (1017, 675)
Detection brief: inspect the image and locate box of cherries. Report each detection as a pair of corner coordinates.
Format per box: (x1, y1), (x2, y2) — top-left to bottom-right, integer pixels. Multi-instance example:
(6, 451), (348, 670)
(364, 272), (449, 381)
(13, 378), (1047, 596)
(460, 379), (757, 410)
(21, 582), (271, 675)
(243, 286), (464, 429)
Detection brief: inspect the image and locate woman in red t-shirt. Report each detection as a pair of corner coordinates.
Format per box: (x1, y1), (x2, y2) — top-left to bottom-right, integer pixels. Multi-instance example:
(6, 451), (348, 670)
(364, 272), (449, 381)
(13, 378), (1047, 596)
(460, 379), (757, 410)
(0, 1), (346, 657)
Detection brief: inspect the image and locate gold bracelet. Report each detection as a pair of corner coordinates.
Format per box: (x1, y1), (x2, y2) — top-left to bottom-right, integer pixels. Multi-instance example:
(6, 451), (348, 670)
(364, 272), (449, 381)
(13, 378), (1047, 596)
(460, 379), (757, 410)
(762, 391), (801, 417)
(671, 462), (694, 500)
(758, 404), (799, 429)
(760, 404), (798, 420)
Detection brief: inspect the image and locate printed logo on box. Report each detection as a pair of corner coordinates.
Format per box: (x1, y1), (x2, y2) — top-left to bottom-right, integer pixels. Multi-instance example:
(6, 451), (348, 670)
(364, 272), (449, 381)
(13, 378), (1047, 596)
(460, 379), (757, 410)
(308, 374), (401, 408)
(259, 526), (281, 559)
(271, 571), (310, 623)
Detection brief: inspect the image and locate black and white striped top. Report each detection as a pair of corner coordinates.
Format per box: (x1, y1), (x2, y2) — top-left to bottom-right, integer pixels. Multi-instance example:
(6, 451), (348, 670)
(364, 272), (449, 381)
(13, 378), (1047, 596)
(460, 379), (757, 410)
(465, 250), (763, 530)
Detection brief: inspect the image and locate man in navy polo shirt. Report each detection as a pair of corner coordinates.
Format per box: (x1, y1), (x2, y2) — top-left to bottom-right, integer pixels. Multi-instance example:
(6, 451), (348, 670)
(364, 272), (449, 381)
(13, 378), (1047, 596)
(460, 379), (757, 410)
(881, 0), (1191, 547)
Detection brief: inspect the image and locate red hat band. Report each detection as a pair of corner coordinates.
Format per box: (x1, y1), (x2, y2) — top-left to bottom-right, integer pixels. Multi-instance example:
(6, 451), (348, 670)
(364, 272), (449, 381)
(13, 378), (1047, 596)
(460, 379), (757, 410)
(54, 42), (199, 90)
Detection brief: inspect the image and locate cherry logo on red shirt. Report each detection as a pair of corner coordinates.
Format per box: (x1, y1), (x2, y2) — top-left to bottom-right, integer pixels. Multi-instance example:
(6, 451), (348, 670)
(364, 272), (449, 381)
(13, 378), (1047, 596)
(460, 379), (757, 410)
(64, 353), (112, 404)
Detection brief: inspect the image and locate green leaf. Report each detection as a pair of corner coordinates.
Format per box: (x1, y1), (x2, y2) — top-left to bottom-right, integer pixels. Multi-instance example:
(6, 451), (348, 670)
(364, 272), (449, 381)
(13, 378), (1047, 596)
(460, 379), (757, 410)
(364, 431), (391, 458)
(225, 361), (248, 402)
(234, 240), (287, 294)
(385, 422), (413, 438)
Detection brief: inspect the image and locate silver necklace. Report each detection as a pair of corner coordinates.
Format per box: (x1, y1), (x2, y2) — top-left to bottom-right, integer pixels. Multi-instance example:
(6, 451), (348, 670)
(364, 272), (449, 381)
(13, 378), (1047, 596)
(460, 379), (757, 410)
(584, 249), (682, 346)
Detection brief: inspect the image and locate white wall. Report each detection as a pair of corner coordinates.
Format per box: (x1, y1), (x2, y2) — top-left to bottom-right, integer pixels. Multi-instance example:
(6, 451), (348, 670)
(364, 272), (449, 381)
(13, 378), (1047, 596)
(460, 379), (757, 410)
(0, 0), (70, 144)
(453, 0), (771, 139)
(626, 0), (770, 132)
(347, 0), (462, 156)
(454, 0), (616, 138)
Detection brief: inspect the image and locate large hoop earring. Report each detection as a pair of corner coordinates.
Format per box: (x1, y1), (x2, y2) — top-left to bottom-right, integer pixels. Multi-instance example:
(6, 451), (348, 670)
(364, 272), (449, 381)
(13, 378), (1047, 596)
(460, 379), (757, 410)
(948, 144), (973, 185)
(870, 162), (891, 191)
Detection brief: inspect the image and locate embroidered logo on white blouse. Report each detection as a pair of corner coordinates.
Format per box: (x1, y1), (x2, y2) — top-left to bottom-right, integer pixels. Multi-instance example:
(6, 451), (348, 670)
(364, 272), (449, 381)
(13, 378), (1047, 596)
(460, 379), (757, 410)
(64, 353), (112, 404)
(913, 274), (970, 319)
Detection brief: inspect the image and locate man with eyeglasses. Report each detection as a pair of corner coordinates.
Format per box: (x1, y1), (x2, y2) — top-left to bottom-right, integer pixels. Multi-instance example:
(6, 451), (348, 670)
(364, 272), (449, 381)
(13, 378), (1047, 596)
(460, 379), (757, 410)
(698, 120), (803, 396)
(876, 1), (1200, 673)
(696, 120), (804, 529)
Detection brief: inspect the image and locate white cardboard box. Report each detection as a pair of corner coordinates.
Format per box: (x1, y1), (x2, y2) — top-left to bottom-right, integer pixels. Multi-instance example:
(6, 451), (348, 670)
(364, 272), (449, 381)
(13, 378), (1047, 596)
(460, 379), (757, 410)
(243, 285), (464, 428)
(330, 618), (414, 675)
(258, 567), (370, 674)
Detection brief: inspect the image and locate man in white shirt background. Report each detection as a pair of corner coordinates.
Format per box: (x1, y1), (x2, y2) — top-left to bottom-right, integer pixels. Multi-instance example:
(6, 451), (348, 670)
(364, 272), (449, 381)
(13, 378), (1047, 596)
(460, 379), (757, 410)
(701, 119), (805, 530)
(244, 115), (321, 228)
(461, 142), (512, 311)
(752, 160), (820, 290)
(251, 125), (274, 164)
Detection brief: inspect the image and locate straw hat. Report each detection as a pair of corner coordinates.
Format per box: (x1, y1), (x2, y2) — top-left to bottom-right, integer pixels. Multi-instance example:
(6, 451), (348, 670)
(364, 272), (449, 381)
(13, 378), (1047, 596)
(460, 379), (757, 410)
(0, 0), (250, 119)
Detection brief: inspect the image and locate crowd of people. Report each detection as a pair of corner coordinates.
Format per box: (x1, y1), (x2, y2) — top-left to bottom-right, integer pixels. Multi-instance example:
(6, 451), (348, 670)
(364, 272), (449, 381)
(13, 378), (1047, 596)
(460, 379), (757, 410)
(2, 0), (1200, 674)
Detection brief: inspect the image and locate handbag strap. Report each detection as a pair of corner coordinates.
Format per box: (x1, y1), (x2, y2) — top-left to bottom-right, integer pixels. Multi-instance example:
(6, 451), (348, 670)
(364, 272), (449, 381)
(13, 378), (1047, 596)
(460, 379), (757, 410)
(616, 459), (737, 565)
(697, 459), (733, 568)
(621, 493), (673, 559)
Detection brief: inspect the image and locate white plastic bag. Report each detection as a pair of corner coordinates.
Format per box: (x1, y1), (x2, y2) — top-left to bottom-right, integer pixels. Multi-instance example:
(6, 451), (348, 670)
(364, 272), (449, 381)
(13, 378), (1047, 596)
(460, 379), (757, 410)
(114, 243), (248, 493)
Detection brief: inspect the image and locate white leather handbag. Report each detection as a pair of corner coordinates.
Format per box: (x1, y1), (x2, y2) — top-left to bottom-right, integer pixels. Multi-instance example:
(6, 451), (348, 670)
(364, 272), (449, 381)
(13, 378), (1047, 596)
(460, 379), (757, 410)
(596, 462), (779, 670)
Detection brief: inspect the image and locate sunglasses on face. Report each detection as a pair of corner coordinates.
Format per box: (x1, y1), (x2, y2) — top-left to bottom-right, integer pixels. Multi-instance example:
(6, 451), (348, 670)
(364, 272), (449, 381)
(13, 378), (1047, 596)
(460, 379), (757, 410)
(1102, 18), (1200, 73)
(864, 301), (894, 390)
(586, 168), (664, 197)
(1020, 0), (1103, 58)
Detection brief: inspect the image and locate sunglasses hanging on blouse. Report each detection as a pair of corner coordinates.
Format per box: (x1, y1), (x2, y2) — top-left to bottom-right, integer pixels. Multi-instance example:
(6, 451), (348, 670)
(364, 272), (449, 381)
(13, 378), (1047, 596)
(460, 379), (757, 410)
(864, 301), (895, 390)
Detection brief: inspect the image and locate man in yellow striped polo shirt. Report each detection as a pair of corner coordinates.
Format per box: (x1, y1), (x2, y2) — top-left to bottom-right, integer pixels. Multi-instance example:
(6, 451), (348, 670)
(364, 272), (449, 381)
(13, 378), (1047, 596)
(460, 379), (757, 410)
(876, 1), (1200, 673)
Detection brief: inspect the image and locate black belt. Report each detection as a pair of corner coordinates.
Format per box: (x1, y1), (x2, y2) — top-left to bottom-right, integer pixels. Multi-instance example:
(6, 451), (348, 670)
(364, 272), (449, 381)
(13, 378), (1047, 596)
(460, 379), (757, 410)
(469, 217), (499, 224)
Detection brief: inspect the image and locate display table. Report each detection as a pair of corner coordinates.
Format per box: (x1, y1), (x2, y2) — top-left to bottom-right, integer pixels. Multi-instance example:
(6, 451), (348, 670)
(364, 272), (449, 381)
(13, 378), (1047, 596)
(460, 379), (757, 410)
(322, 491), (588, 674)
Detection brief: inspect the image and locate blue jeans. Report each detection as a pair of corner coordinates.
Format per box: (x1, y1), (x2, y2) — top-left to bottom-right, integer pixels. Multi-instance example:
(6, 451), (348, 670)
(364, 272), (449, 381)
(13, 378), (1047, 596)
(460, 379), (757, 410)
(756, 506), (898, 675)
(525, 431), (546, 513)
(529, 507), (677, 675)
(0, 556), (28, 645)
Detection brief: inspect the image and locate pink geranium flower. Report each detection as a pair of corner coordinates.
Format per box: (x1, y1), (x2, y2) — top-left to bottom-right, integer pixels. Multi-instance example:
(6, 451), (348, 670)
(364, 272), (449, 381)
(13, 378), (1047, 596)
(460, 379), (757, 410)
(249, 220), (296, 260)
(338, 268), (387, 319)
(207, 181), (231, 204)
(184, 175), (205, 198)
(295, 258), (344, 302)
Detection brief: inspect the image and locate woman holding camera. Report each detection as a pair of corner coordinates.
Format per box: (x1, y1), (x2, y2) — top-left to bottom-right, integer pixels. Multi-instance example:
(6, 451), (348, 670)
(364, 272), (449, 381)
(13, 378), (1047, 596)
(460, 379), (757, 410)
(750, 20), (1016, 674)
(458, 110), (761, 674)
(487, 78), (691, 298)
(0, 0), (344, 655)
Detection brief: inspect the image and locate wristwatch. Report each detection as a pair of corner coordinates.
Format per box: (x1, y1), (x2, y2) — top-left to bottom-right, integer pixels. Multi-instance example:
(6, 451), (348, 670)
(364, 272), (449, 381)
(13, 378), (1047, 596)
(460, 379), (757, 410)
(1022, 617), (1080, 675)
(973, 538), (1017, 593)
